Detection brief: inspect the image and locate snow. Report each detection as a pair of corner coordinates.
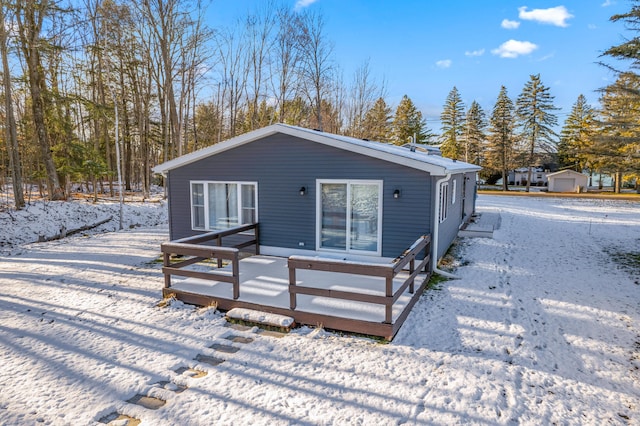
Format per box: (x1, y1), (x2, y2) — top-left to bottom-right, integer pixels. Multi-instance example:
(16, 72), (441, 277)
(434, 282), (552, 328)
(1, 194), (639, 425)
(0, 196), (168, 255)
(226, 308), (294, 328)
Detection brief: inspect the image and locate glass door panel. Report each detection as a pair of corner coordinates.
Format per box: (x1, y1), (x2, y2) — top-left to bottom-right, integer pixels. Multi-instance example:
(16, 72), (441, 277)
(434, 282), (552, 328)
(350, 184), (379, 252)
(320, 183), (347, 250)
(191, 183), (205, 229)
(208, 183), (238, 229)
(241, 184), (256, 224)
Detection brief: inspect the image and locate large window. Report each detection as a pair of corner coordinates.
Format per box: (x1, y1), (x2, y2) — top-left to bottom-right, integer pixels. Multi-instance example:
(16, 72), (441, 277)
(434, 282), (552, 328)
(190, 181), (257, 230)
(317, 180), (382, 255)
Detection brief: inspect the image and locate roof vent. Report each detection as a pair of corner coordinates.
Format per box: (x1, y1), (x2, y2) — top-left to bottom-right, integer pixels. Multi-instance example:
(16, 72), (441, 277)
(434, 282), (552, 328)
(362, 138), (369, 141)
(453, 159), (457, 162)
(313, 128), (322, 132)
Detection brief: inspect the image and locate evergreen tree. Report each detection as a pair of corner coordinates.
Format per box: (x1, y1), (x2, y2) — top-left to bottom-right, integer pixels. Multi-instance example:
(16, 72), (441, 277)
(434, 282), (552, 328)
(516, 74), (558, 192)
(362, 97), (392, 142)
(487, 86), (516, 191)
(594, 73), (640, 192)
(601, 1), (640, 72)
(462, 100), (487, 165)
(557, 94), (596, 171)
(391, 95), (431, 145)
(439, 86), (465, 159)
(600, 2), (640, 191)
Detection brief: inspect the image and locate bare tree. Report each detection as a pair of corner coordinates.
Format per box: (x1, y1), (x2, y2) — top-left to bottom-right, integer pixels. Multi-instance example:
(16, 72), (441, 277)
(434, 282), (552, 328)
(0, 1), (25, 208)
(270, 5), (301, 124)
(244, 2), (276, 131)
(297, 10), (334, 131)
(345, 59), (379, 138)
(214, 24), (249, 138)
(15, 0), (63, 200)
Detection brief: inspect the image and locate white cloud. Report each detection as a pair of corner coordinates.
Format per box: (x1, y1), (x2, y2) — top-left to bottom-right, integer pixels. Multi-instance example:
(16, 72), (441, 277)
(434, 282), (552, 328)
(436, 59), (452, 69)
(465, 49), (485, 57)
(294, 0), (318, 11)
(491, 40), (538, 58)
(518, 6), (574, 27)
(588, 24), (597, 30)
(602, 0), (615, 6)
(501, 19), (520, 29)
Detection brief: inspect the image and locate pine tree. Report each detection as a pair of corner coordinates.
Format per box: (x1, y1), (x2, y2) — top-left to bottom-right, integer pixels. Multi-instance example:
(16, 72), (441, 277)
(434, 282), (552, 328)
(462, 100), (487, 165)
(594, 73), (640, 192)
(557, 94), (596, 171)
(362, 97), (392, 142)
(516, 74), (558, 192)
(600, 1), (640, 191)
(487, 86), (516, 191)
(439, 86), (465, 159)
(391, 95), (431, 145)
(601, 1), (640, 72)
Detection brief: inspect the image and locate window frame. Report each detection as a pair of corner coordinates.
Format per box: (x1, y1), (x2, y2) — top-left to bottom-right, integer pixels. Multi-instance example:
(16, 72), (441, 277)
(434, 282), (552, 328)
(439, 181), (449, 223)
(452, 179), (457, 205)
(315, 179), (383, 256)
(190, 180), (258, 231)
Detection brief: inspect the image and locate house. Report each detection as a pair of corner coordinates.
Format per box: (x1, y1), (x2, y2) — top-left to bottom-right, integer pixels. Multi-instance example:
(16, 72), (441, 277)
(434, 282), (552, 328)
(508, 167), (549, 186)
(547, 170), (589, 193)
(152, 124), (481, 338)
(153, 124), (481, 265)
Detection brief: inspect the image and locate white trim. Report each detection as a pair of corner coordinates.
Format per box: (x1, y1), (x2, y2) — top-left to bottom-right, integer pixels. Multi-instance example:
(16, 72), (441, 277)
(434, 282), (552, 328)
(316, 179), (383, 257)
(452, 179), (457, 205)
(439, 182), (449, 223)
(190, 180), (258, 231)
(260, 245), (394, 264)
(153, 124), (481, 176)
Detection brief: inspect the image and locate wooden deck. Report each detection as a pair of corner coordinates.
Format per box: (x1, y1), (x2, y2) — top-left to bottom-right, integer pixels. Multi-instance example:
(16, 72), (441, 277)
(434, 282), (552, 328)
(161, 225), (431, 340)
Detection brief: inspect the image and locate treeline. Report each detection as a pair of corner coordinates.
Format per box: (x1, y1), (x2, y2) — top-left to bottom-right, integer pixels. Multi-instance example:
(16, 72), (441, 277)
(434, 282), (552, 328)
(1, 1), (639, 210)
(0, 0), (431, 207)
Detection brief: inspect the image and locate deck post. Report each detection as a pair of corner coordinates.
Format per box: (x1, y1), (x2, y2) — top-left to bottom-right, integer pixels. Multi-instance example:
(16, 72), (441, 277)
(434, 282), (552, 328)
(216, 236), (223, 268)
(254, 224), (260, 255)
(409, 258), (415, 293)
(163, 252), (171, 288)
(232, 253), (240, 300)
(385, 276), (393, 324)
(289, 266), (297, 310)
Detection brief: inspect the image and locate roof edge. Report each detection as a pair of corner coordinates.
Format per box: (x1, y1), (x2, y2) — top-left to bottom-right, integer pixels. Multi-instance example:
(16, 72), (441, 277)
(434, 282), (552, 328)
(152, 123), (481, 176)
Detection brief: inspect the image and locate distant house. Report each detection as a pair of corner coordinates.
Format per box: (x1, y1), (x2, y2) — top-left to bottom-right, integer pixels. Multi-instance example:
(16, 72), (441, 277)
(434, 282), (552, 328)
(153, 124), (481, 264)
(508, 167), (548, 187)
(547, 170), (589, 193)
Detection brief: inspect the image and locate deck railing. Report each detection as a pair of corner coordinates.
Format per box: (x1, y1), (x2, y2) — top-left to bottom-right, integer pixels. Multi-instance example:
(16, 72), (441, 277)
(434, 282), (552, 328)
(161, 223), (259, 299)
(287, 235), (431, 324)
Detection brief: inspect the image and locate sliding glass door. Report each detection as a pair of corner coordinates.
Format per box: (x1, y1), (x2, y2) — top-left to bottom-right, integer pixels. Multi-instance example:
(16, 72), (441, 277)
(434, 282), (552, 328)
(318, 180), (382, 255)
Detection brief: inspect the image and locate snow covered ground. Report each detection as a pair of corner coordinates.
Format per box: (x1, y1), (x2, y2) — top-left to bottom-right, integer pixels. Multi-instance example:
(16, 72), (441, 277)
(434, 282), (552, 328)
(0, 195), (639, 425)
(0, 195), (168, 256)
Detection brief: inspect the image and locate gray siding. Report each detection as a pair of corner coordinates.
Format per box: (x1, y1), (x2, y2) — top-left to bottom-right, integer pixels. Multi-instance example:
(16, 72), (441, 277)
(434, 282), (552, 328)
(462, 172), (477, 220)
(167, 133), (432, 258)
(433, 174), (464, 260)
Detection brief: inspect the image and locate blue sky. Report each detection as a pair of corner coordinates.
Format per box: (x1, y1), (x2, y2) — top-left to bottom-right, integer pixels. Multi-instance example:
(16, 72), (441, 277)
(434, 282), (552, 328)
(209, 0), (630, 130)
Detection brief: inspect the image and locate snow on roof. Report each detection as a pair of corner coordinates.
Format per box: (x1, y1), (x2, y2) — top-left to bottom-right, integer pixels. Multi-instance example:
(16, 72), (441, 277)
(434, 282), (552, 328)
(546, 169), (588, 178)
(153, 123), (481, 176)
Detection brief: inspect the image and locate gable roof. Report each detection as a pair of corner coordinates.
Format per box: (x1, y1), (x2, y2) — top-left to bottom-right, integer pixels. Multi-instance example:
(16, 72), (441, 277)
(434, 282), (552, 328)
(152, 123), (481, 176)
(546, 170), (588, 179)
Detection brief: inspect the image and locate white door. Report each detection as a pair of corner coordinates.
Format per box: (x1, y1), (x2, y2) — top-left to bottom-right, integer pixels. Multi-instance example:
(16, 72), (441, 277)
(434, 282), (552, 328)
(554, 178), (575, 192)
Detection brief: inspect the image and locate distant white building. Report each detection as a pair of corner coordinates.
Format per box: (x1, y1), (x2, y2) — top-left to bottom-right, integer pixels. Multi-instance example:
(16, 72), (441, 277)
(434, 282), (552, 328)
(547, 170), (589, 192)
(508, 167), (548, 186)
